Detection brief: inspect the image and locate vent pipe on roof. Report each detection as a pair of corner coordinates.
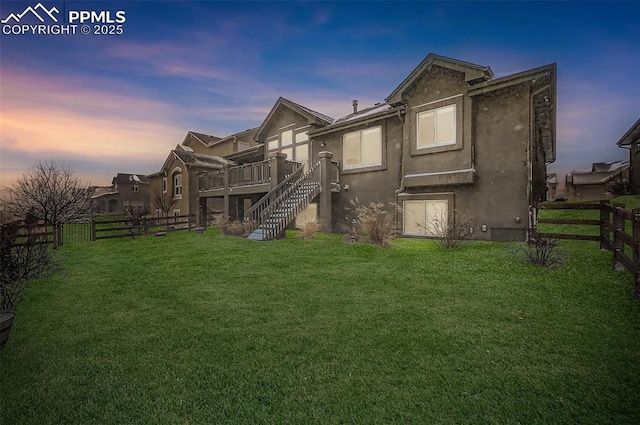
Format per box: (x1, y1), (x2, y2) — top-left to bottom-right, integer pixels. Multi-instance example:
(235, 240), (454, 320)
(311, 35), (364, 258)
(352, 99), (358, 114)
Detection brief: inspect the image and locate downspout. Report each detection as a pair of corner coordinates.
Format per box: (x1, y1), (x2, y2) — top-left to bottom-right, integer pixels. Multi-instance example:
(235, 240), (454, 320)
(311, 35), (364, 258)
(394, 106), (407, 235)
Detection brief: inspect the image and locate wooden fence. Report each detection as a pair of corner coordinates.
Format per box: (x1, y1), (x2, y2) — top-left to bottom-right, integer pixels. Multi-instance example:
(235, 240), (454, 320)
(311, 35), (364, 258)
(93, 214), (197, 240)
(534, 200), (639, 298)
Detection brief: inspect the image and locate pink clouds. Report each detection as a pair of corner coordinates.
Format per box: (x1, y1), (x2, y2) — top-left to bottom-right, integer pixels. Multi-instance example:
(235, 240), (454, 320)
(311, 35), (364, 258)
(0, 66), (186, 187)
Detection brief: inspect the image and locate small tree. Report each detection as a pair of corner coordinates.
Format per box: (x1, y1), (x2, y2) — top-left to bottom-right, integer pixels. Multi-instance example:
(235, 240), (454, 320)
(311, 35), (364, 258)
(152, 189), (176, 230)
(5, 161), (95, 248)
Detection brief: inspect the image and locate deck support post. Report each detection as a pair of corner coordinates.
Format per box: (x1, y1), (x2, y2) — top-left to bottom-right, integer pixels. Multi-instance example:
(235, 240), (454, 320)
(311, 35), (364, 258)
(319, 151), (334, 232)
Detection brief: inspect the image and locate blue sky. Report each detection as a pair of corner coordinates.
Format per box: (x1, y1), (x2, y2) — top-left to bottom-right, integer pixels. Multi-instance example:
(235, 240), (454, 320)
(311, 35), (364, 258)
(1, 0), (639, 187)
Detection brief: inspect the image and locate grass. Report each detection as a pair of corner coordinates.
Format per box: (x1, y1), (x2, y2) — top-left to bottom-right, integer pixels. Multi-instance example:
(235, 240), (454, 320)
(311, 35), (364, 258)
(1, 229), (639, 424)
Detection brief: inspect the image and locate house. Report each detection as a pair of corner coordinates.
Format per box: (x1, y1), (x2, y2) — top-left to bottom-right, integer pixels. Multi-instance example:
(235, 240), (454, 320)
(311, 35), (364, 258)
(565, 161), (629, 201)
(616, 118), (640, 193)
(147, 130), (260, 220)
(547, 173), (559, 200)
(92, 173), (150, 215)
(195, 53), (556, 241)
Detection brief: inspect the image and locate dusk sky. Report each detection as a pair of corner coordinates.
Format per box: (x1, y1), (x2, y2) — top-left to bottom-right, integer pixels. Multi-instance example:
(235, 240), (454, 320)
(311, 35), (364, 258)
(1, 1), (639, 189)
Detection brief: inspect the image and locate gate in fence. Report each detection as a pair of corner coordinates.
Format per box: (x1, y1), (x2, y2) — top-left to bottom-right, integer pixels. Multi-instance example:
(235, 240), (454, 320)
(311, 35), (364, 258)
(61, 221), (93, 245)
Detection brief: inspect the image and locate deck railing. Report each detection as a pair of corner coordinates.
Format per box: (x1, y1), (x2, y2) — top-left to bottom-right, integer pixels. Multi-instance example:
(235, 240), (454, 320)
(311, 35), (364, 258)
(229, 160), (271, 187)
(199, 170), (225, 190)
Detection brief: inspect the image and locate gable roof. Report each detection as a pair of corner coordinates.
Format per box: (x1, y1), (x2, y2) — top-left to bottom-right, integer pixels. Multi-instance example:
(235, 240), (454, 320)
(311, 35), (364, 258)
(214, 127), (260, 145)
(254, 97), (334, 140)
(111, 173), (150, 185)
(158, 148), (230, 174)
(309, 102), (404, 137)
(617, 118), (640, 147)
(386, 53), (493, 105)
(183, 131), (222, 148)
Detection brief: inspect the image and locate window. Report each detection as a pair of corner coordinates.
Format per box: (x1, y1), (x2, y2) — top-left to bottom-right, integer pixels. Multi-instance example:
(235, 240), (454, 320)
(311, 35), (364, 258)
(295, 143), (309, 171)
(267, 137), (279, 151)
(295, 131), (308, 143)
(343, 126), (382, 169)
(281, 147), (293, 161)
(131, 185), (139, 193)
(417, 104), (456, 149)
(173, 209), (181, 224)
(281, 129), (293, 147)
(237, 141), (251, 152)
(403, 200), (448, 236)
(173, 174), (182, 198)
(162, 177), (167, 193)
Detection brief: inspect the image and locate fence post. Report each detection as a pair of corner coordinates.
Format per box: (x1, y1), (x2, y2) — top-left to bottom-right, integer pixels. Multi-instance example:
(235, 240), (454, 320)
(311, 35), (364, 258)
(633, 209), (640, 299)
(600, 200), (611, 251)
(90, 219), (96, 242)
(143, 217), (148, 236)
(612, 203), (625, 271)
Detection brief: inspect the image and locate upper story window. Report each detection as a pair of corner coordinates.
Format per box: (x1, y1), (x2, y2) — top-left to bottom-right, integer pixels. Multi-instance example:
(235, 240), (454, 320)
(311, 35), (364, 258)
(173, 173), (183, 198)
(343, 126), (382, 170)
(131, 185), (139, 193)
(281, 129), (293, 147)
(417, 104), (456, 149)
(267, 125), (310, 167)
(237, 141), (251, 152)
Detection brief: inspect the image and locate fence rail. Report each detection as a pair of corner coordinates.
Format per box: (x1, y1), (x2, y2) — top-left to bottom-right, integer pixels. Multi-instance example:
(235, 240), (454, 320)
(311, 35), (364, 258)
(534, 200), (639, 298)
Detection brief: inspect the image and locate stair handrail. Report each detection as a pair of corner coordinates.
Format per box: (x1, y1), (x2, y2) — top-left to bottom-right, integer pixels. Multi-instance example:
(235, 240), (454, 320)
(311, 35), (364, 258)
(244, 161), (306, 233)
(259, 162), (321, 240)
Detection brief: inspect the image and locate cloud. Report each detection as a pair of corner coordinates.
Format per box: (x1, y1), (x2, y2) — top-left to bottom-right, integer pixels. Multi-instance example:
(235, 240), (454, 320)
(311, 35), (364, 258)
(0, 66), (187, 188)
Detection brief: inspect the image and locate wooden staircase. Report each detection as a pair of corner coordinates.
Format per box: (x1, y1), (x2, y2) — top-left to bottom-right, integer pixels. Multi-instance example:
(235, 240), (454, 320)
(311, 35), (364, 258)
(245, 162), (322, 241)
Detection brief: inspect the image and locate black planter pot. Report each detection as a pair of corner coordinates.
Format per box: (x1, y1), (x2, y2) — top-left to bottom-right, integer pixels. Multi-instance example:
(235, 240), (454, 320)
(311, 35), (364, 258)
(0, 313), (15, 350)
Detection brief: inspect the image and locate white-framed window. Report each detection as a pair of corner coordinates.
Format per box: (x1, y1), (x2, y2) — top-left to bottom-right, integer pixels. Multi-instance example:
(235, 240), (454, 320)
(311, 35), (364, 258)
(173, 174), (182, 198)
(281, 129), (293, 147)
(295, 143), (310, 171)
(131, 185), (139, 193)
(237, 141), (251, 151)
(295, 131), (308, 143)
(281, 147), (293, 161)
(417, 104), (456, 149)
(267, 137), (279, 151)
(343, 126), (382, 170)
(403, 200), (448, 236)
(162, 177), (167, 193)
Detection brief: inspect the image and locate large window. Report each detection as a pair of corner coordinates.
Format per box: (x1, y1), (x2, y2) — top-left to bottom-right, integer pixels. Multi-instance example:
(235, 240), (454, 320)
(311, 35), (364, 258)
(343, 126), (382, 170)
(417, 104), (456, 149)
(173, 173), (183, 198)
(403, 200), (448, 236)
(267, 124), (310, 167)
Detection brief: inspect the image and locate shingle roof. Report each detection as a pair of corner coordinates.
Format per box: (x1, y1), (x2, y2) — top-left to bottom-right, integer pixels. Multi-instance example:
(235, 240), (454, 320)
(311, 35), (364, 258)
(111, 173), (150, 185)
(284, 98), (334, 125)
(189, 131), (222, 146)
(172, 149), (229, 169)
(333, 102), (392, 125)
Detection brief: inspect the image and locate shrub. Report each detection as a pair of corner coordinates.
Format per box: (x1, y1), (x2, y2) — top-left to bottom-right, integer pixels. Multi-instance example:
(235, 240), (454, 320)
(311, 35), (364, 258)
(349, 199), (395, 248)
(296, 220), (323, 240)
(422, 213), (475, 250)
(215, 215), (249, 237)
(512, 237), (568, 269)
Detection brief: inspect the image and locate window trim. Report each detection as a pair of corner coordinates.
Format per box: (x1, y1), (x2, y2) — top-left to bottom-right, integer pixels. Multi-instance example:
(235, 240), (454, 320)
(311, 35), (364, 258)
(342, 125), (384, 172)
(411, 95), (463, 156)
(173, 173), (183, 199)
(162, 177), (167, 193)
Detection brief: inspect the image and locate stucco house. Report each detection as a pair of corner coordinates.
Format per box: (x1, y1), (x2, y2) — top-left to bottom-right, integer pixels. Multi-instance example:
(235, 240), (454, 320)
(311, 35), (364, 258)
(197, 53), (556, 241)
(147, 130), (259, 220)
(565, 161), (629, 201)
(617, 118), (640, 194)
(92, 173), (150, 216)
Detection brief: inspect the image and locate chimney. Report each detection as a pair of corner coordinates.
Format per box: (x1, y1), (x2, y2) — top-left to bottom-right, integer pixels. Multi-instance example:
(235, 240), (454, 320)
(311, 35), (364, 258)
(352, 99), (358, 114)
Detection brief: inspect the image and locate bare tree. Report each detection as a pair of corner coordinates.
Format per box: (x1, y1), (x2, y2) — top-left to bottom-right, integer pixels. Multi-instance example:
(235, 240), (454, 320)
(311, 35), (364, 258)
(5, 161), (95, 248)
(152, 189), (176, 217)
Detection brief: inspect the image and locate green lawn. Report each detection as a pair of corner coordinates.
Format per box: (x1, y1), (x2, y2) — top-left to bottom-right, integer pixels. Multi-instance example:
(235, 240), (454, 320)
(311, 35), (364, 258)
(1, 230), (639, 424)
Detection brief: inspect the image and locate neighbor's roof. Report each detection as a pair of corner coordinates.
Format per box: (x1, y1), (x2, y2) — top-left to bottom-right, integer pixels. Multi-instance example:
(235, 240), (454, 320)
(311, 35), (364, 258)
(91, 186), (118, 199)
(616, 118), (640, 147)
(111, 173), (150, 185)
(569, 161), (629, 185)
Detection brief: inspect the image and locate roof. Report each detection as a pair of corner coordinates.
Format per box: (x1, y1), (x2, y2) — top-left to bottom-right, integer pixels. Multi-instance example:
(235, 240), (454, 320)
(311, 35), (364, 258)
(111, 173), (150, 185)
(616, 118), (640, 147)
(387, 53), (494, 105)
(172, 149), (229, 168)
(569, 161), (629, 185)
(188, 131), (222, 146)
(213, 127), (260, 145)
(91, 186), (118, 199)
(254, 97), (334, 140)
(223, 143), (265, 164)
(309, 103), (405, 137)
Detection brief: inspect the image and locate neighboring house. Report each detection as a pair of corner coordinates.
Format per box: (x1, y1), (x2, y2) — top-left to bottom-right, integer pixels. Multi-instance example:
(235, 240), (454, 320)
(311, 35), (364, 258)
(197, 53), (556, 241)
(547, 173), (558, 200)
(147, 130), (259, 219)
(565, 161), (629, 201)
(616, 118), (640, 193)
(92, 173), (150, 216)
